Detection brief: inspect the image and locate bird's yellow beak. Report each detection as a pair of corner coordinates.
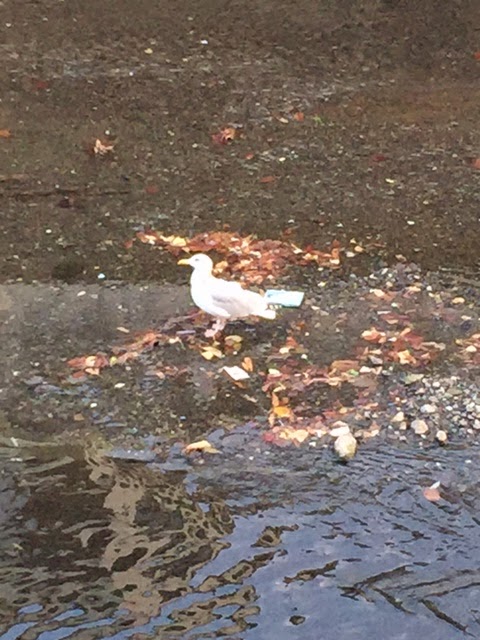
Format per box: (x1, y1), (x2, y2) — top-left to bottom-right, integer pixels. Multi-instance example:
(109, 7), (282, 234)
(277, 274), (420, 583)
(177, 258), (191, 266)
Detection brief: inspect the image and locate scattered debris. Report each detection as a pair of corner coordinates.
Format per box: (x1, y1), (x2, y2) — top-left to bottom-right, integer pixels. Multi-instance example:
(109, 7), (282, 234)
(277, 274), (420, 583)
(62, 261), (479, 456)
(184, 440), (220, 455)
(264, 289), (305, 308)
(212, 127), (238, 145)
(222, 366), (250, 381)
(92, 138), (115, 156)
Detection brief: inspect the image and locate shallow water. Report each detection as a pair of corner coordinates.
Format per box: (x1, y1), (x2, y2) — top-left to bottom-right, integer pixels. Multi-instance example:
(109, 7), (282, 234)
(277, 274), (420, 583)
(1, 439), (480, 639)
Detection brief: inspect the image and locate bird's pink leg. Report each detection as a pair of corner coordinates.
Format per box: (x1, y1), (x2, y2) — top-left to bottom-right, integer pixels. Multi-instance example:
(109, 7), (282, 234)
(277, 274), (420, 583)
(205, 318), (227, 338)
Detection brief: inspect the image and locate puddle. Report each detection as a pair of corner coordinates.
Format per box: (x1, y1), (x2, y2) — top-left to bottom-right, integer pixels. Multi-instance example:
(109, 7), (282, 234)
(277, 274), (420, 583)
(1, 440), (480, 638)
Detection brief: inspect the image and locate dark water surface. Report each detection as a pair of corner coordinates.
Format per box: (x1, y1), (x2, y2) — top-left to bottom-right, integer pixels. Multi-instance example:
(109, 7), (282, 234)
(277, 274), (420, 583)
(1, 439), (480, 639)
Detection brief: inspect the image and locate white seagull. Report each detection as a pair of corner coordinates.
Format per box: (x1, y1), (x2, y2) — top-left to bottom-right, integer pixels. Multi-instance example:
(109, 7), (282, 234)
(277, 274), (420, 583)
(178, 253), (276, 337)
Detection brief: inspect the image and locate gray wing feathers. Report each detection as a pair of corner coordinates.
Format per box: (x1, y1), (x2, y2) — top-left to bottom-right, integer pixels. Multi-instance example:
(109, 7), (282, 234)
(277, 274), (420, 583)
(209, 279), (268, 318)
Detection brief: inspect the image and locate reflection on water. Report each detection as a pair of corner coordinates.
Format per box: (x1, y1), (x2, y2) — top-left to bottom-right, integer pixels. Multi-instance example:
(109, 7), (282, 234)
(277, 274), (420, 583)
(1, 440), (480, 639)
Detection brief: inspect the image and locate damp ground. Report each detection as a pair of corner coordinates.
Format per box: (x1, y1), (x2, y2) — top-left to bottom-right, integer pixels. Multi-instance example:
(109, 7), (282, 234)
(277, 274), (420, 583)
(0, 0), (479, 638)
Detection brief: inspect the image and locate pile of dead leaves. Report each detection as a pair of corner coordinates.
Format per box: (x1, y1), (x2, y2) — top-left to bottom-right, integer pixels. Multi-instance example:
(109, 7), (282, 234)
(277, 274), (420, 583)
(258, 317), (446, 446)
(132, 229), (344, 284)
(67, 330), (181, 379)
(360, 325), (445, 367)
(65, 321), (247, 381)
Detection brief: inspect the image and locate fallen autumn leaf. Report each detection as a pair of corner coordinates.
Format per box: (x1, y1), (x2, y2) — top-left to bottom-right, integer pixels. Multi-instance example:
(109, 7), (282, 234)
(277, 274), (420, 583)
(184, 440), (220, 454)
(423, 481), (441, 502)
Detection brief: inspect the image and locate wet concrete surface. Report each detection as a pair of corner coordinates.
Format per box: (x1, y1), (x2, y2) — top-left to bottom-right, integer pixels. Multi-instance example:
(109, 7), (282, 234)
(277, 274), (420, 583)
(1, 0), (480, 638)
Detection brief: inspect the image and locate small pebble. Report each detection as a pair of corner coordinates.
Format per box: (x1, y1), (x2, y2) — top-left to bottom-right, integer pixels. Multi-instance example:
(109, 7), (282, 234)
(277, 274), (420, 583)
(436, 430), (448, 444)
(330, 423), (351, 438)
(334, 433), (357, 460)
(420, 404), (436, 415)
(412, 419), (429, 435)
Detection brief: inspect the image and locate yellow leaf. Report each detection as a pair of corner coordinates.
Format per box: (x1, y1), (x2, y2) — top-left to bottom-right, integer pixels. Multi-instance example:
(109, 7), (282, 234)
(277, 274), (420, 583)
(160, 234), (188, 247)
(85, 367), (101, 376)
(201, 345), (224, 360)
(242, 356), (254, 372)
(291, 428), (309, 444)
(184, 440), (220, 454)
(273, 405), (293, 419)
(397, 349), (416, 365)
(276, 427), (310, 445)
(84, 355), (98, 368)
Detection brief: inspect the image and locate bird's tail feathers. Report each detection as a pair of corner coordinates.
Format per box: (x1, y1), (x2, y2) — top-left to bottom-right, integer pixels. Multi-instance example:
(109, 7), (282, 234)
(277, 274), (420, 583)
(258, 308), (276, 320)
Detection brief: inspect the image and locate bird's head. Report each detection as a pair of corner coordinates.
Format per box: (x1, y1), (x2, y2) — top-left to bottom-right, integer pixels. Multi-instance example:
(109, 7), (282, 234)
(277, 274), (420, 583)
(177, 253), (214, 272)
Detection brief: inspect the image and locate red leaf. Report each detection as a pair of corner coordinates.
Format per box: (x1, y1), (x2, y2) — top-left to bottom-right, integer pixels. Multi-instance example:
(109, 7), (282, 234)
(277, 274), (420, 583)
(423, 483), (441, 502)
(145, 184), (159, 195)
(259, 175), (276, 184)
(32, 79), (50, 91)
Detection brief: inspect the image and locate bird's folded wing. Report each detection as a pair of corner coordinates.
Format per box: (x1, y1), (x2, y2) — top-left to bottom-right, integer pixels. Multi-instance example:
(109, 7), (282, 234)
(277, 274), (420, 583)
(209, 279), (266, 317)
